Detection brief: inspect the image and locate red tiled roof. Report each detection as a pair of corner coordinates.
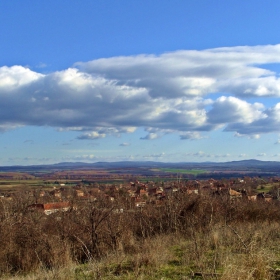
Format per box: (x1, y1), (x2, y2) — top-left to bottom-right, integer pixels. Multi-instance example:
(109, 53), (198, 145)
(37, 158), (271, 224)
(43, 202), (70, 210)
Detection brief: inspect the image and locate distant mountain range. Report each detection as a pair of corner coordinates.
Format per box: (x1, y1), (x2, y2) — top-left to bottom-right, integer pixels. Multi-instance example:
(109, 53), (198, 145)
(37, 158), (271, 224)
(1, 159), (280, 173)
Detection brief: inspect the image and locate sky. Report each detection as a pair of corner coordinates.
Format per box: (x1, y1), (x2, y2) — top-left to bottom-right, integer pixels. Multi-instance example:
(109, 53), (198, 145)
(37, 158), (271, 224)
(2, 1), (280, 165)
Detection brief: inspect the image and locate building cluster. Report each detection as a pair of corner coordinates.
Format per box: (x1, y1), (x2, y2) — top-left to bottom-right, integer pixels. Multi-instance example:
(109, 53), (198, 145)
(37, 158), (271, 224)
(1, 176), (279, 215)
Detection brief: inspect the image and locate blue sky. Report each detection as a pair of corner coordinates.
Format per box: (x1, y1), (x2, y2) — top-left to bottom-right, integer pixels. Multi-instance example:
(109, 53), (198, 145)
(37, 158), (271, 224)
(2, 1), (280, 165)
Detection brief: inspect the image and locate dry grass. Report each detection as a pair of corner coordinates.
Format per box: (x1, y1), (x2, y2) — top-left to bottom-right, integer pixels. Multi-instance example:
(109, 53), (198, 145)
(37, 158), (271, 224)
(1, 193), (280, 279)
(3, 223), (280, 280)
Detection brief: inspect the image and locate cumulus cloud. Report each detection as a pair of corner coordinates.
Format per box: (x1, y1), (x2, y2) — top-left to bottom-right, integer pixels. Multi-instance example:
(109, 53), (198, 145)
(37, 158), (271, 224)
(234, 133), (260, 139)
(180, 132), (205, 140)
(2, 45), (280, 139)
(0, 124), (23, 132)
(140, 133), (160, 140)
(77, 131), (106, 140)
(76, 44), (280, 98)
(225, 103), (280, 135)
(0, 66), (43, 89)
(76, 127), (136, 139)
(207, 96), (265, 128)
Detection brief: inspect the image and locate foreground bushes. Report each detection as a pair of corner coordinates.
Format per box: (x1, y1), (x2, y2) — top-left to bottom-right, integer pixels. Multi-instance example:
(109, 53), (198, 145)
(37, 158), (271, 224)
(1, 192), (280, 279)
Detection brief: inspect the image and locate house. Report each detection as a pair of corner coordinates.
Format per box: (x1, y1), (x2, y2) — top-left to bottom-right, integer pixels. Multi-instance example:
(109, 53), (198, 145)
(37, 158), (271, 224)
(35, 190), (46, 197)
(28, 201), (71, 215)
(75, 189), (84, 197)
(186, 189), (199, 195)
(247, 195), (257, 201)
(49, 189), (62, 199)
(229, 188), (242, 199)
(139, 189), (148, 197)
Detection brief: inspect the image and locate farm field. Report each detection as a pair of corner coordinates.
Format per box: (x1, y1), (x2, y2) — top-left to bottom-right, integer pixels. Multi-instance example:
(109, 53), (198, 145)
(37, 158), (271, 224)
(158, 168), (207, 175)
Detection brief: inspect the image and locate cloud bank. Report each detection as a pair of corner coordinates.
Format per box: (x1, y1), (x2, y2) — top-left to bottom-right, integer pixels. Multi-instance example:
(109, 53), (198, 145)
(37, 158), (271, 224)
(2, 44), (280, 138)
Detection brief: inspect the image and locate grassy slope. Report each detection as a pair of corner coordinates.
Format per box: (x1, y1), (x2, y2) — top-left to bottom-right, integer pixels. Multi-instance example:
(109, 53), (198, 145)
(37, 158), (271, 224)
(1, 176), (280, 279)
(3, 221), (280, 279)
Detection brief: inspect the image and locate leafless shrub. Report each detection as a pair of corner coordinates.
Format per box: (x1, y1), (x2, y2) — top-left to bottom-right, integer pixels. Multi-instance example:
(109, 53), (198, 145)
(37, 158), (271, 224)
(1, 187), (280, 278)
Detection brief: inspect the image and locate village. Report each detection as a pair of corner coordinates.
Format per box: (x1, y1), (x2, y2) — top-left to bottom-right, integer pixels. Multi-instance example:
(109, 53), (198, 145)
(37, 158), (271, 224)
(1, 173), (280, 279)
(0, 175), (279, 215)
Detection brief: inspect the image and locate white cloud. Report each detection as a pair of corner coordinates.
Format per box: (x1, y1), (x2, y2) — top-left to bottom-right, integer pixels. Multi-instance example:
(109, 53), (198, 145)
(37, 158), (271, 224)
(273, 154), (280, 157)
(226, 103), (280, 135)
(76, 44), (280, 98)
(0, 124), (23, 132)
(77, 131), (106, 140)
(208, 96), (265, 125)
(234, 133), (260, 139)
(239, 153), (247, 157)
(180, 132), (205, 140)
(140, 133), (159, 140)
(257, 153), (266, 157)
(61, 155), (95, 161)
(2, 45), (280, 139)
(0, 66), (43, 89)
(76, 127), (136, 139)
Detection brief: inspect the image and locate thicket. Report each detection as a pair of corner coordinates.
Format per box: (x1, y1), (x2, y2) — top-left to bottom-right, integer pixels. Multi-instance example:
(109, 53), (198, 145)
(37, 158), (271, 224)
(1, 191), (280, 279)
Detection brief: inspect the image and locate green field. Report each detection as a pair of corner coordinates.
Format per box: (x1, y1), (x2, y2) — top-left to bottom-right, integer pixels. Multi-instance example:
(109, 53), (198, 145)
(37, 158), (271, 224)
(159, 168), (207, 175)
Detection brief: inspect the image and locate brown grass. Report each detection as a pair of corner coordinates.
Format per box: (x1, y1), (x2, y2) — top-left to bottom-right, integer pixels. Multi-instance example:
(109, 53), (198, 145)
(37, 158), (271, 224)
(1, 191), (280, 279)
